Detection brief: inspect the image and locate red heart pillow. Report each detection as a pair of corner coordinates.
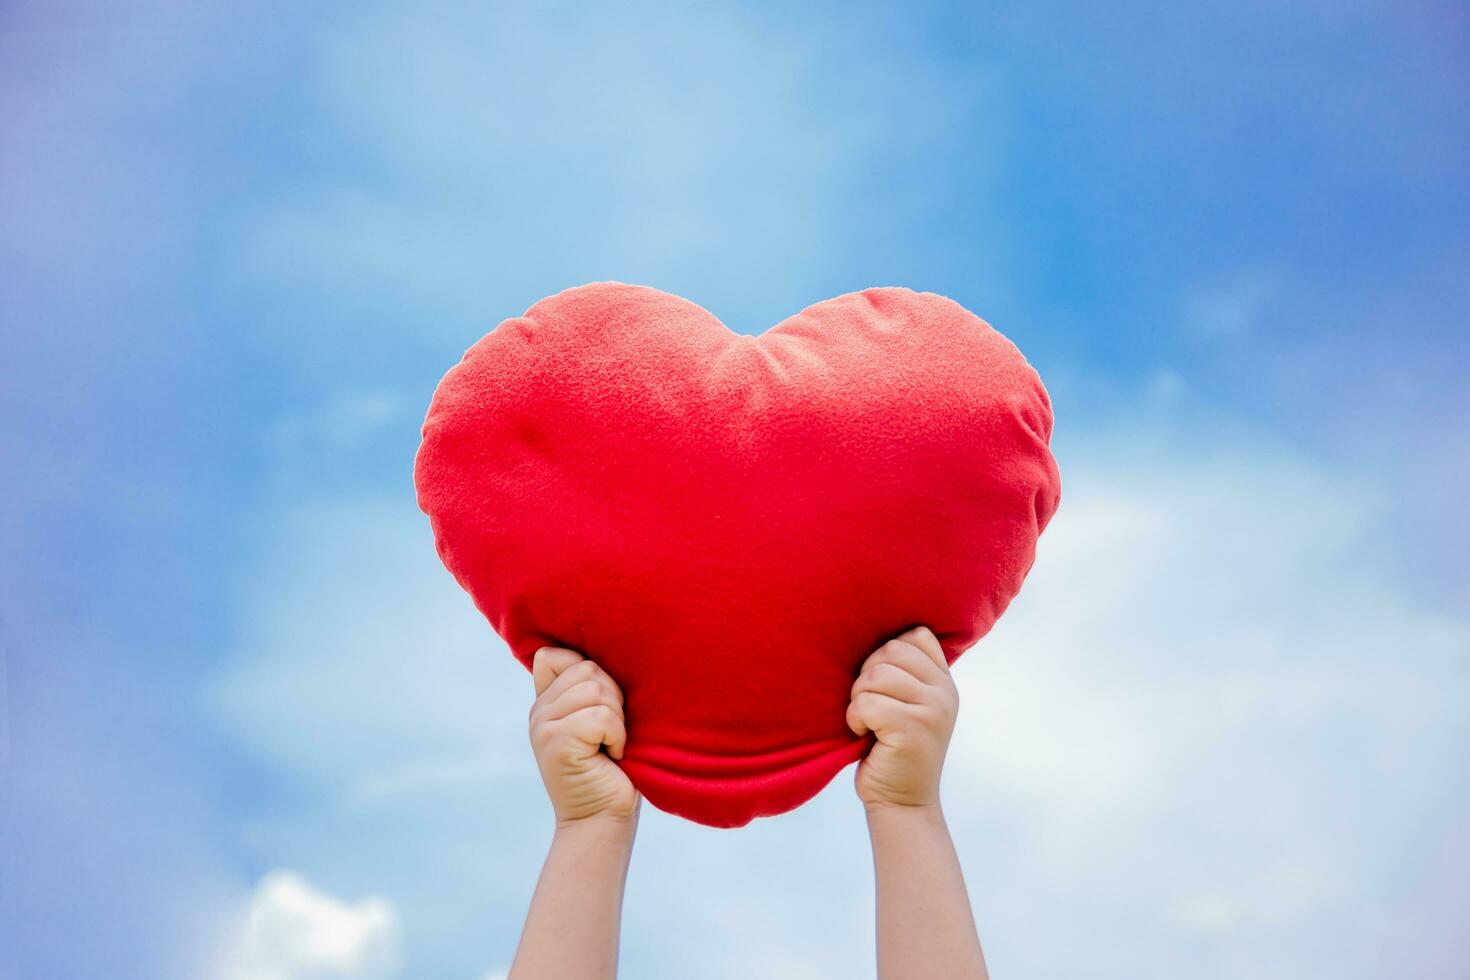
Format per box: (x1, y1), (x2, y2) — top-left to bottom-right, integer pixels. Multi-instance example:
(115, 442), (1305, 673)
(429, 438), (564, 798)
(415, 282), (1060, 828)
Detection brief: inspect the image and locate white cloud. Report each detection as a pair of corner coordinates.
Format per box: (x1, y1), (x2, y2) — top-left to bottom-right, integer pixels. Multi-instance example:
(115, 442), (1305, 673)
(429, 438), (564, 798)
(222, 871), (400, 980)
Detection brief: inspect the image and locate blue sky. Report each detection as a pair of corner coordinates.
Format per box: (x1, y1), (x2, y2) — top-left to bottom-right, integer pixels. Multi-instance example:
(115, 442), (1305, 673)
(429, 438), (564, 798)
(2, 2), (1467, 978)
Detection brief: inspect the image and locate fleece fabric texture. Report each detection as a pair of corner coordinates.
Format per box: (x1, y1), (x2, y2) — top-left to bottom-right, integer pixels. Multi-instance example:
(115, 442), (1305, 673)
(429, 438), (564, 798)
(414, 281), (1061, 828)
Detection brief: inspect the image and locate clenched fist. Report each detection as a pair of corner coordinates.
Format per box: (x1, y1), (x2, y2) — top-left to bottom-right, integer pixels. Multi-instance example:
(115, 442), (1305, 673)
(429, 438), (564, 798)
(847, 626), (960, 810)
(529, 646), (640, 826)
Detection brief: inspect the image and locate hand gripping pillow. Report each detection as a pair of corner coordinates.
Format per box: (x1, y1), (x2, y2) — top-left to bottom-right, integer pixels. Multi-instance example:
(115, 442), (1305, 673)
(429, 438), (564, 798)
(414, 282), (1061, 828)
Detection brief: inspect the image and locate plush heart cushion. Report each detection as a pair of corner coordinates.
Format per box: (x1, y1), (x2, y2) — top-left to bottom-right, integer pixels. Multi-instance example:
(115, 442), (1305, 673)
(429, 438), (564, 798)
(414, 282), (1060, 828)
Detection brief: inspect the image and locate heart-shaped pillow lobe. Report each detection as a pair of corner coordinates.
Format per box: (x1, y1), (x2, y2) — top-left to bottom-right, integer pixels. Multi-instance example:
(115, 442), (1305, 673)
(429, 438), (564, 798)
(415, 282), (1060, 828)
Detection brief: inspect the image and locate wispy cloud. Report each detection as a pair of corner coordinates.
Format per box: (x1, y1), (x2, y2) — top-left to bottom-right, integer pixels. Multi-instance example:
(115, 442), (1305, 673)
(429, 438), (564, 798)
(1181, 267), (1284, 339)
(947, 428), (1470, 978)
(206, 497), (524, 796)
(230, 3), (1006, 346)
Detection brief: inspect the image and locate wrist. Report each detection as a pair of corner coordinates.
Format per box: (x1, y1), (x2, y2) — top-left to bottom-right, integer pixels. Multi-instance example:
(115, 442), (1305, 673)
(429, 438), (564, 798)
(553, 808), (640, 848)
(863, 797), (946, 828)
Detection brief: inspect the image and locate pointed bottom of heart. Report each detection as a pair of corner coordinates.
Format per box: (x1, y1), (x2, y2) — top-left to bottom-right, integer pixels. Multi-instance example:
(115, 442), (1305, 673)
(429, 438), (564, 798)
(618, 732), (875, 828)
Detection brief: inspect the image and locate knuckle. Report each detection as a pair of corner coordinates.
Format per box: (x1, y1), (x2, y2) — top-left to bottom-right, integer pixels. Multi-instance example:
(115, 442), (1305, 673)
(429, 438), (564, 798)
(875, 662), (907, 683)
(574, 704), (617, 733)
(885, 639), (921, 664)
(597, 685), (621, 708)
(861, 667), (890, 692)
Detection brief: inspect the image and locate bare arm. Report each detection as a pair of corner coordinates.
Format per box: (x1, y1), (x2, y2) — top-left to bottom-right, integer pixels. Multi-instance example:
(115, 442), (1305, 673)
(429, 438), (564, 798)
(848, 626), (990, 980)
(509, 646), (641, 980)
(864, 801), (987, 980)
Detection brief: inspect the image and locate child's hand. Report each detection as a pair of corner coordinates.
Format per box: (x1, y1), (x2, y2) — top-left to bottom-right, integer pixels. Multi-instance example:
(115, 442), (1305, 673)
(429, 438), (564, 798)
(529, 645), (640, 826)
(847, 626), (959, 810)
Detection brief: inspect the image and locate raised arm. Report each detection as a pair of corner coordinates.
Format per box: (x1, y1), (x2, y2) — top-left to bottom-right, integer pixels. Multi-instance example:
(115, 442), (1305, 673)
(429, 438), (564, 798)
(508, 645), (641, 980)
(848, 626), (990, 980)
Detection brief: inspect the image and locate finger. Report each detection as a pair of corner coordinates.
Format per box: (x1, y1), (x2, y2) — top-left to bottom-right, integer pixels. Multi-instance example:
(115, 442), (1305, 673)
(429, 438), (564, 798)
(852, 661), (928, 705)
(538, 658), (620, 708)
(543, 677), (625, 724)
(603, 710), (628, 760)
(846, 690), (915, 738)
(532, 645), (584, 696)
(866, 636), (947, 686)
(560, 704), (628, 760)
(896, 625), (949, 673)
